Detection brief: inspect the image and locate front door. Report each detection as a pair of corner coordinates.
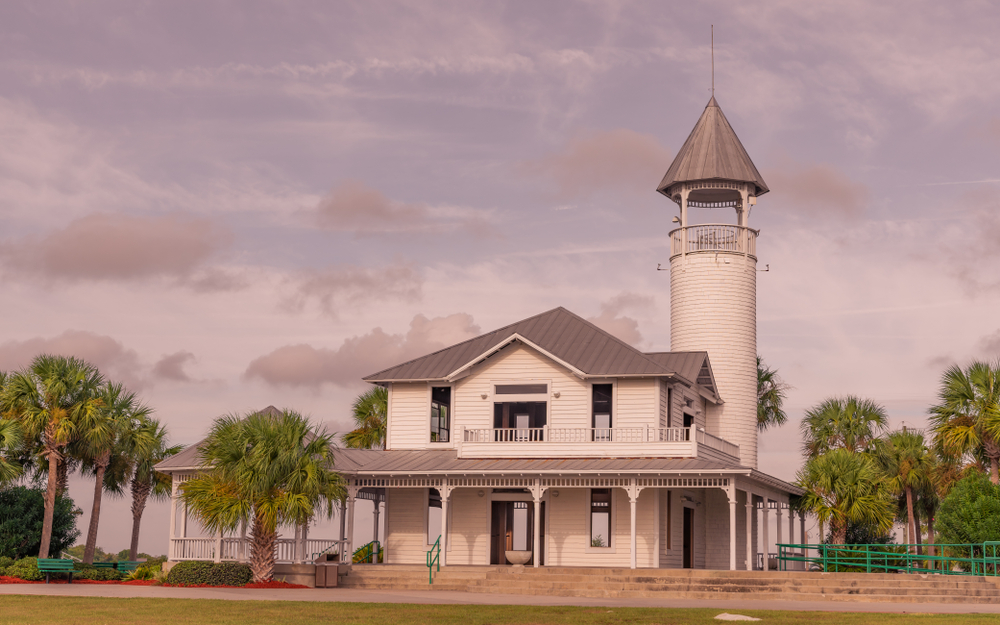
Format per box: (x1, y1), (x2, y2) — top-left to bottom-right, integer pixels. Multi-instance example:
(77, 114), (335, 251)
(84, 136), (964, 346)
(683, 507), (694, 568)
(490, 501), (544, 565)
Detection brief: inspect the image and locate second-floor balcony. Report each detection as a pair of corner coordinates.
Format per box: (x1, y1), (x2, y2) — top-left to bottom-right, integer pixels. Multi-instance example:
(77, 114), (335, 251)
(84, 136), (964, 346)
(456, 425), (740, 463)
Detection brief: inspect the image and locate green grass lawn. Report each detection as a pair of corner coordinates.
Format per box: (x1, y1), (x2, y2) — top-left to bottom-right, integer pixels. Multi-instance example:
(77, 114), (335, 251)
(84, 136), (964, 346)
(1, 597), (999, 625)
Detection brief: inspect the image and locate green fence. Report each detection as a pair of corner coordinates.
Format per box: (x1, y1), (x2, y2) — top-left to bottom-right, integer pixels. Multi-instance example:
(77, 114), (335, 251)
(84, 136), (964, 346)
(777, 542), (1000, 576)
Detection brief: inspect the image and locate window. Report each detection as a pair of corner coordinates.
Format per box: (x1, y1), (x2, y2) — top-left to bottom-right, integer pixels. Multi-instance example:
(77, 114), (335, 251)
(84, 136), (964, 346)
(430, 387), (451, 442)
(493, 401), (546, 441)
(592, 384), (612, 441)
(683, 412), (694, 428)
(590, 489), (611, 548)
(427, 488), (442, 545)
(666, 387), (673, 428)
(495, 383), (547, 395)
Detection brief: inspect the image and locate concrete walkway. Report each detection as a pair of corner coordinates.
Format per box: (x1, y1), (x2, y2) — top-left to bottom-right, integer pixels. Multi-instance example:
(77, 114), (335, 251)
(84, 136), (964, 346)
(3, 584), (1000, 614)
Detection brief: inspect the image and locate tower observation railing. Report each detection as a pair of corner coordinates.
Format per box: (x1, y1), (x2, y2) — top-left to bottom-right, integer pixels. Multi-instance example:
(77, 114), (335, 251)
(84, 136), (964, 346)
(669, 224), (757, 259)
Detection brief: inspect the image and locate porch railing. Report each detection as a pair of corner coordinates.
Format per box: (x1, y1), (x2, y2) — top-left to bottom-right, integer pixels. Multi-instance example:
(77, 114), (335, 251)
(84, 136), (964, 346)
(669, 224), (757, 259)
(777, 542), (1000, 576)
(696, 429), (741, 458)
(463, 426), (694, 443)
(172, 537), (343, 563)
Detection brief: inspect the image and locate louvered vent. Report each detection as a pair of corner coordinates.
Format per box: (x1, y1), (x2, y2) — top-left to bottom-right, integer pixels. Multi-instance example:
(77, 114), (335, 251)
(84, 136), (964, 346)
(696, 359), (715, 394)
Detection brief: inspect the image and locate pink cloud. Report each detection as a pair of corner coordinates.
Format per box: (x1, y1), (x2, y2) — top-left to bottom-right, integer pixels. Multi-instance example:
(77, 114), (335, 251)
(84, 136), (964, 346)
(285, 263), (423, 318)
(586, 292), (654, 347)
(522, 129), (673, 201)
(152, 351), (196, 382)
(244, 313), (481, 388)
(1, 212), (231, 282)
(0, 330), (144, 390)
(763, 163), (869, 217)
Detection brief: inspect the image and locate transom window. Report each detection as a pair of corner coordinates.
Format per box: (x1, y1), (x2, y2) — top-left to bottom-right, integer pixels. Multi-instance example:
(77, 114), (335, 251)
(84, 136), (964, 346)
(430, 387), (451, 443)
(494, 383), (547, 395)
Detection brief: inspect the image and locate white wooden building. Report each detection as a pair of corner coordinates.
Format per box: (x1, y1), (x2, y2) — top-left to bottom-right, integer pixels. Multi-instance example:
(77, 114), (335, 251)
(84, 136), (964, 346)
(158, 95), (804, 571)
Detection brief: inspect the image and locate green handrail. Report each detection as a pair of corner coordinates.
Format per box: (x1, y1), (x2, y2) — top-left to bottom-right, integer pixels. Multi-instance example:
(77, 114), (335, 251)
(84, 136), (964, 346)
(426, 535), (441, 584)
(352, 540), (381, 564)
(777, 542), (1000, 576)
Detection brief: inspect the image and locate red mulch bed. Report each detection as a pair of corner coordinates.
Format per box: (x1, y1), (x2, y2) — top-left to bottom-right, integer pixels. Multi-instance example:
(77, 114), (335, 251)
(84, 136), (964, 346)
(0, 576), (121, 585)
(162, 580), (308, 589)
(121, 580), (157, 586)
(1, 575), (306, 589)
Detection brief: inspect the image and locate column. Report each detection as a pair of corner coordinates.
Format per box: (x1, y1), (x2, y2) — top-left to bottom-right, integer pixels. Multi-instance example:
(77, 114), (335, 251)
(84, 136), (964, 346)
(532, 494), (541, 568)
(745, 492), (753, 571)
(788, 506), (795, 547)
(800, 512), (807, 562)
(346, 490), (356, 564)
(168, 480), (178, 560)
(761, 499), (769, 570)
(214, 529), (223, 563)
(776, 507), (783, 570)
(302, 522), (309, 563)
(440, 483), (449, 568)
(728, 491), (737, 571)
(338, 499), (347, 563)
(629, 490), (638, 570)
(653, 489), (660, 569)
(373, 499), (381, 545)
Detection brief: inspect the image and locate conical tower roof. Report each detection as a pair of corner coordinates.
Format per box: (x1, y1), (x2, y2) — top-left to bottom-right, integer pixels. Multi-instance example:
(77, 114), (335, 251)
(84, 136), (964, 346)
(657, 96), (768, 198)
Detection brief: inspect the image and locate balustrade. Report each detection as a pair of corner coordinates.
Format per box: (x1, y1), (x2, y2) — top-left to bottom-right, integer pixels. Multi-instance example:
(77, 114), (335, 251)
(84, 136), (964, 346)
(669, 224), (757, 258)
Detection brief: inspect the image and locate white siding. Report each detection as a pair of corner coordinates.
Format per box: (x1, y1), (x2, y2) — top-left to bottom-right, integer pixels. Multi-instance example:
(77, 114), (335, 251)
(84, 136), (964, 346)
(385, 489), (427, 564)
(615, 378), (657, 429)
(387, 383), (429, 450)
(448, 489), (489, 565)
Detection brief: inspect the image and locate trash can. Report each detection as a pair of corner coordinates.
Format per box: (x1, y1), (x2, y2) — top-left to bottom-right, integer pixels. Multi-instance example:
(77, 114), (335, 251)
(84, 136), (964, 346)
(314, 554), (339, 588)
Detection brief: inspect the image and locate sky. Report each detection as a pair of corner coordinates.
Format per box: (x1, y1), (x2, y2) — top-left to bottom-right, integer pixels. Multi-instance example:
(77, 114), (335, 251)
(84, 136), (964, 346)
(2, 1), (999, 555)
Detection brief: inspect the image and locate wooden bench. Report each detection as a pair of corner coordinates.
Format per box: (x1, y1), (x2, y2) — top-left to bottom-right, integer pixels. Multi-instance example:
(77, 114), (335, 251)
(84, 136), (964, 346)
(92, 562), (116, 569)
(37, 559), (74, 584)
(116, 561), (141, 573)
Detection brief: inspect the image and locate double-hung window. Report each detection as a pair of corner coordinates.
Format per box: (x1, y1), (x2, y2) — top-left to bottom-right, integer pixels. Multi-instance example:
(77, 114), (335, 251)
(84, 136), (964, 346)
(430, 387), (451, 443)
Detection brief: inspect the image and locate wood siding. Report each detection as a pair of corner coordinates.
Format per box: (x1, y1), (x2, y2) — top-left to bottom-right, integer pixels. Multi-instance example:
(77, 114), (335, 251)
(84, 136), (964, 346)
(384, 489), (427, 564)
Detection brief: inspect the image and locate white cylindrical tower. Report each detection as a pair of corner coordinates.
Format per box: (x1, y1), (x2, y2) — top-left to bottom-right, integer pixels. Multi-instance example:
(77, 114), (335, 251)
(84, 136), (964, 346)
(657, 96), (769, 469)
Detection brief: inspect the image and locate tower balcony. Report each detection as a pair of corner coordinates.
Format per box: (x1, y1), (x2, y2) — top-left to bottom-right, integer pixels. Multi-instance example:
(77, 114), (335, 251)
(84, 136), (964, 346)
(669, 224), (757, 260)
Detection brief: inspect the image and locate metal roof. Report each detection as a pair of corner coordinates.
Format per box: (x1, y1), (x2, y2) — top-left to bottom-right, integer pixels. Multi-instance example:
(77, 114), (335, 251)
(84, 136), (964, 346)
(657, 96), (768, 198)
(365, 307), (683, 382)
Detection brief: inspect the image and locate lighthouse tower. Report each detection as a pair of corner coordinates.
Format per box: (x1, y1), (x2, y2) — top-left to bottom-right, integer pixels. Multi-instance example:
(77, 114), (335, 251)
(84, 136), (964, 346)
(658, 96), (769, 469)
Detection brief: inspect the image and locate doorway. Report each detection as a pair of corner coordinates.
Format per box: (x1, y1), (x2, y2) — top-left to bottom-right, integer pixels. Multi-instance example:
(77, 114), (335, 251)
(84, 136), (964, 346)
(490, 500), (545, 565)
(682, 507), (694, 569)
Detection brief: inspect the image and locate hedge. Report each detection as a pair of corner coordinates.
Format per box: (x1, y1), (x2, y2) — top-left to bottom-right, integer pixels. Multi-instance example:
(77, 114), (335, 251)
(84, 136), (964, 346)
(165, 561), (252, 586)
(4, 557), (43, 581)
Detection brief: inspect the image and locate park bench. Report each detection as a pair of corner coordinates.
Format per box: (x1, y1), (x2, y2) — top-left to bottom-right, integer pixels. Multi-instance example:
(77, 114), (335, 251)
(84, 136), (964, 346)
(115, 561), (141, 573)
(37, 559), (74, 584)
(92, 562), (116, 569)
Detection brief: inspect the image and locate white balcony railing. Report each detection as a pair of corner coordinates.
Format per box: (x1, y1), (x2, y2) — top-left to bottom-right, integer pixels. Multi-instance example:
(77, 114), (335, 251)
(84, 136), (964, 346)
(669, 224), (757, 259)
(457, 425), (739, 461)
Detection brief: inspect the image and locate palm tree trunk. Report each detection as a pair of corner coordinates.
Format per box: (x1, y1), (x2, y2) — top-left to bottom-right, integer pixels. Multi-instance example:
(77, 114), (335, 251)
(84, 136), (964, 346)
(83, 451), (111, 564)
(249, 511), (277, 583)
(927, 515), (936, 571)
(992, 456), (999, 486)
(39, 445), (59, 559)
(905, 486), (916, 556)
(56, 460), (69, 496)
(129, 478), (152, 561)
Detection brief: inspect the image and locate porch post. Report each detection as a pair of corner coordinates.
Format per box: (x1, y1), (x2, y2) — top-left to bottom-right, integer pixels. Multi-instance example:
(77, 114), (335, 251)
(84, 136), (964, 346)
(339, 499), (347, 563)
(728, 489), (737, 571)
(168, 478), (178, 560)
(180, 501), (188, 538)
(532, 493), (541, 568)
(346, 488), (357, 564)
(440, 479), (449, 567)
(788, 505), (795, 548)
(653, 489), (660, 569)
(373, 498), (381, 545)
(629, 483), (638, 570)
(214, 530), (223, 563)
(745, 492), (753, 571)
(761, 499), (769, 570)
(799, 512), (807, 561)
(302, 521), (309, 564)
(776, 506), (783, 553)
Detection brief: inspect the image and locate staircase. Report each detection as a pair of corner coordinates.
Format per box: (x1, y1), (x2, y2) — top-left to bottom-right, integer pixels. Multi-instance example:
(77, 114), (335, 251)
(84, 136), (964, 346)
(338, 565), (1000, 604)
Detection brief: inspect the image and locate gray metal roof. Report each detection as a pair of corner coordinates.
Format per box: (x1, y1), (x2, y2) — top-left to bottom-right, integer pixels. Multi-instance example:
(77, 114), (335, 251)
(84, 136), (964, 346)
(657, 96), (768, 198)
(155, 439), (204, 472)
(365, 307), (680, 382)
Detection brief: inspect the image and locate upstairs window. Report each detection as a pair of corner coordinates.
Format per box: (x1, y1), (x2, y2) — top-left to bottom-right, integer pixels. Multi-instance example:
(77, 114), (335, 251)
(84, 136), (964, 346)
(430, 387), (451, 443)
(590, 489), (611, 548)
(592, 384), (612, 441)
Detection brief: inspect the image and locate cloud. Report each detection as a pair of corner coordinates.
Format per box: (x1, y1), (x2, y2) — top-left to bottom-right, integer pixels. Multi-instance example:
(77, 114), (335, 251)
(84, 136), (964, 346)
(763, 163), (869, 217)
(152, 351), (196, 382)
(522, 129), (672, 201)
(285, 263), (423, 318)
(0, 330), (144, 389)
(979, 331), (1000, 358)
(586, 292), (655, 347)
(1, 212), (231, 282)
(244, 313), (481, 388)
(312, 180), (492, 236)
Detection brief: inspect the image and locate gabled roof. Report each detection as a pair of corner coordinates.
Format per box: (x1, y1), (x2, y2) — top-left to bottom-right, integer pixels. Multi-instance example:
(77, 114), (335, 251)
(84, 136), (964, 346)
(657, 96), (768, 197)
(364, 307), (675, 382)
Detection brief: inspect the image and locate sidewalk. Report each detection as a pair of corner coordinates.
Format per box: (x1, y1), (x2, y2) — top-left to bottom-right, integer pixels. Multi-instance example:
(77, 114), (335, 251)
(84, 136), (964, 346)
(4, 583), (1000, 614)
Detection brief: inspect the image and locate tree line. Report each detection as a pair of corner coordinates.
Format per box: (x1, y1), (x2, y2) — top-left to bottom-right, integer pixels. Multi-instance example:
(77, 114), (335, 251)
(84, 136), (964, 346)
(0, 354), (180, 563)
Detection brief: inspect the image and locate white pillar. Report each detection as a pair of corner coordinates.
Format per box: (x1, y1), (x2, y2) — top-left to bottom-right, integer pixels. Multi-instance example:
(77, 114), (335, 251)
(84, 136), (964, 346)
(532, 495), (541, 568)
(788, 506), (795, 547)
(214, 530), (223, 563)
(729, 492), (737, 571)
(776, 507), (784, 549)
(346, 491), (356, 563)
(653, 489), (660, 569)
(800, 512), (807, 562)
(745, 493), (753, 571)
(168, 480), (178, 560)
(181, 502), (188, 538)
(762, 499), (770, 570)
(373, 499), (381, 545)
(338, 499), (347, 563)
(629, 489), (638, 570)
(302, 522), (309, 563)
(440, 485), (449, 568)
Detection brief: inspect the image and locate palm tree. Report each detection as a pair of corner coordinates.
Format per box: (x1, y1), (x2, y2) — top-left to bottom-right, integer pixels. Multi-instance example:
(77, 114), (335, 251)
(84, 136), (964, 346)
(0, 355), (104, 558)
(0, 417), (23, 485)
(127, 417), (181, 561)
(757, 355), (790, 431)
(928, 360), (1000, 484)
(79, 383), (153, 564)
(181, 408), (345, 582)
(800, 396), (889, 459)
(343, 386), (387, 449)
(797, 448), (895, 544)
(877, 429), (933, 554)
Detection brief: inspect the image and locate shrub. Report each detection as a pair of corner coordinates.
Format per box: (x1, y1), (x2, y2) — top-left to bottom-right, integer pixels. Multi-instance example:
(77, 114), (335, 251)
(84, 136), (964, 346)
(165, 561), (252, 586)
(5, 557), (43, 581)
(0, 555), (13, 575)
(937, 471), (1000, 568)
(125, 566), (157, 581)
(74, 567), (123, 581)
(0, 487), (80, 560)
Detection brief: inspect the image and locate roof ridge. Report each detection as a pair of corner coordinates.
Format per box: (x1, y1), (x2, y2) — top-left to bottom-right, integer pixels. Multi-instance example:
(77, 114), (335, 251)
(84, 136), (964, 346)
(551, 307), (672, 375)
(362, 307), (570, 381)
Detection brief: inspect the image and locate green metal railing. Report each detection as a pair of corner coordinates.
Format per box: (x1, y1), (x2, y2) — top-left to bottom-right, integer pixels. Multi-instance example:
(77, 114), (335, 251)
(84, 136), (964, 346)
(352, 540), (381, 564)
(426, 535), (441, 584)
(777, 542), (1000, 576)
